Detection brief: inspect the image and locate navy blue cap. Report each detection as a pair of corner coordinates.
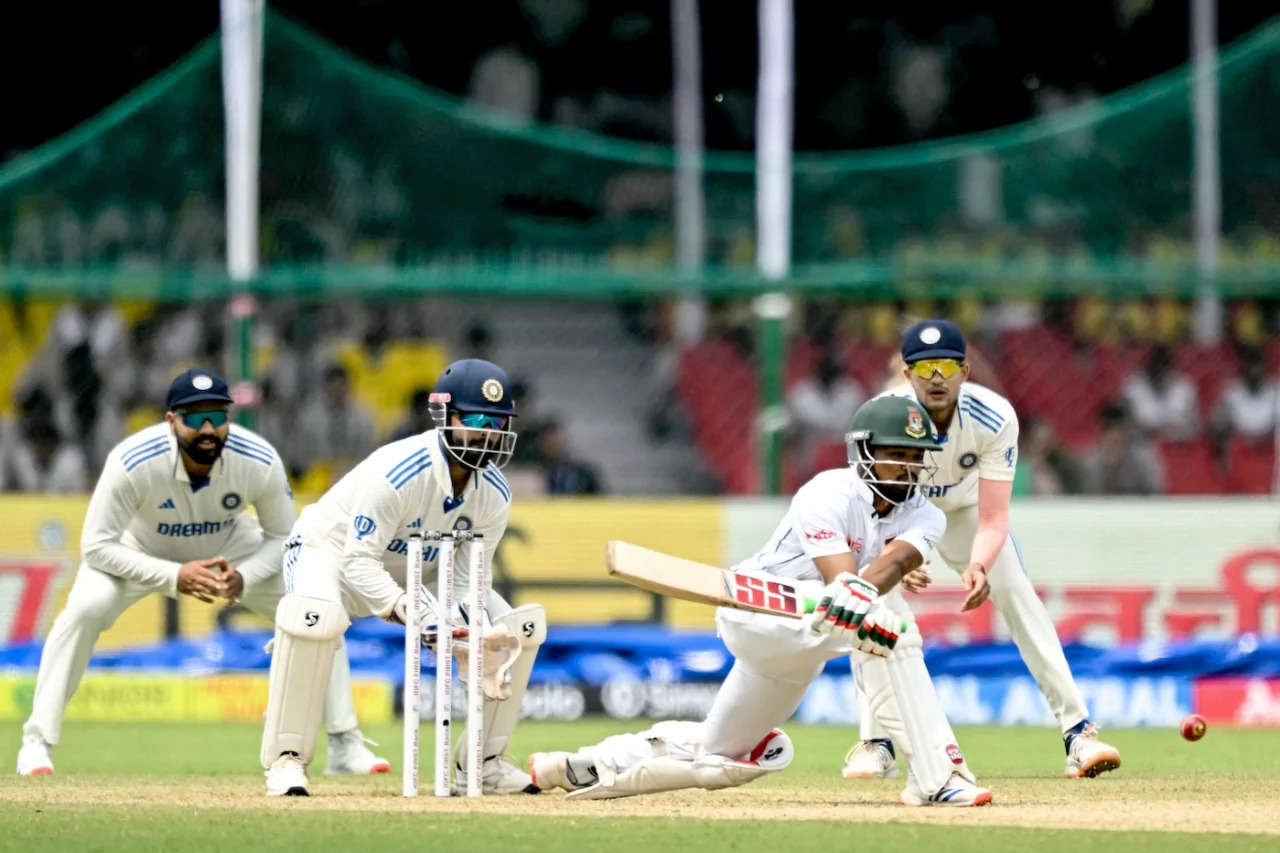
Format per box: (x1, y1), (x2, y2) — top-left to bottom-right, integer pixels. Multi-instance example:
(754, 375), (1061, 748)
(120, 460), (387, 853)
(165, 368), (234, 411)
(901, 319), (967, 363)
(432, 359), (517, 418)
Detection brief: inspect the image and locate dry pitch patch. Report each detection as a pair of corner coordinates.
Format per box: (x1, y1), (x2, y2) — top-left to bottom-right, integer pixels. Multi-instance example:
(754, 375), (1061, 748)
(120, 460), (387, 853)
(2, 773), (1275, 836)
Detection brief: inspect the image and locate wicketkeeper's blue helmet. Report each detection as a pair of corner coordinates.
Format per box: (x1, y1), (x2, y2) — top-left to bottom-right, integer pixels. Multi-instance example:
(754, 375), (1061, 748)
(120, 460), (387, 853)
(430, 359), (517, 470)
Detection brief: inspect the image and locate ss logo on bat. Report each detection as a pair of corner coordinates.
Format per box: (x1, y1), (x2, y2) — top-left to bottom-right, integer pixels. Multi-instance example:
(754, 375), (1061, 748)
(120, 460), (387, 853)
(732, 574), (800, 614)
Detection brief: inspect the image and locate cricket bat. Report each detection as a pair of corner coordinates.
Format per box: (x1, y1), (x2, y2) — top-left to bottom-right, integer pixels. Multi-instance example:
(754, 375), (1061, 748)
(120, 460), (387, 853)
(606, 540), (818, 619)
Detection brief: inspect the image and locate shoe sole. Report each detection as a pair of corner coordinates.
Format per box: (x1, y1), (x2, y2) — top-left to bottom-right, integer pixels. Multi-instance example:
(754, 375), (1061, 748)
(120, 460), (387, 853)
(1078, 752), (1121, 778)
(528, 756), (544, 792)
(18, 768), (54, 777)
(324, 762), (392, 776)
(267, 786), (310, 797)
(843, 768), (898, 780)
(901, 791), (993, 807)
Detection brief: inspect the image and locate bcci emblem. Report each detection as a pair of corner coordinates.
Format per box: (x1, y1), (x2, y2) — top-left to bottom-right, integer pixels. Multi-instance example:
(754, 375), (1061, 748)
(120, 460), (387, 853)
(453, 516), (474, 531)
(959, 452), (978, 469)
(905, 409), (928, 439)
(221, 492), (242, 510)
(482, 379), (504, 403)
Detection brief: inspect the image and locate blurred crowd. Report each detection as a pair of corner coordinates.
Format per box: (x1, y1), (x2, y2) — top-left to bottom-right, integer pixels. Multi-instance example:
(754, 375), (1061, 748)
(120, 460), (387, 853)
(770, 294), (1280, 496)
(0, 301), (604, 498)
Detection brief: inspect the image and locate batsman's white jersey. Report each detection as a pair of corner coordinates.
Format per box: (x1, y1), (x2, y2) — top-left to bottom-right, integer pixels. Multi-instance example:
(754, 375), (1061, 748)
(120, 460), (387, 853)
(879, 382), (1018, 513)
(285, 429), (511, 619)
(734, 467), (943, 584)
(559, 467), (976, 800)
(865, 381), (1091, 733)
(24, 422), (362, 749)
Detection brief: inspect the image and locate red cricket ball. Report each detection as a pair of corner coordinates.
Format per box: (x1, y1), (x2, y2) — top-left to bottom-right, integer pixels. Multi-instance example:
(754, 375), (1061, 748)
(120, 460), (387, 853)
(1181, 714), (1207, 742)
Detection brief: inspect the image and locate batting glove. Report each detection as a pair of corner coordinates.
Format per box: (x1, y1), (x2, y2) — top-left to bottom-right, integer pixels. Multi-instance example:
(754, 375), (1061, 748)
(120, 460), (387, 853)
(808, 572), (879, 638)
(848, 603), (907, 659)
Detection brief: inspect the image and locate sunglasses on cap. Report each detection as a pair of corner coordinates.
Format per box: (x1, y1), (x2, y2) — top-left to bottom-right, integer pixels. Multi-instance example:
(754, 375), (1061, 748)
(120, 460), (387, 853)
(908, 358), (964, 380)
(458, 412), (508, 430)
(176, 410), (230, 429)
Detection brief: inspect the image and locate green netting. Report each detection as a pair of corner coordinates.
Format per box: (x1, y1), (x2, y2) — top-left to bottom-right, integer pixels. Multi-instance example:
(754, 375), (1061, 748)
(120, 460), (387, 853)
(1, 13), (1279, 298)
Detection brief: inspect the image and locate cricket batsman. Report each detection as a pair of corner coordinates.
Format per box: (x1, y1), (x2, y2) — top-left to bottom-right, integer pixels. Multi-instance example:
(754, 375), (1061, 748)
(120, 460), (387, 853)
(16, 369), (386, 777)
(530, 396), (993, 806)
(260, 358), (545, 797)
(842, 320), (1121, 780)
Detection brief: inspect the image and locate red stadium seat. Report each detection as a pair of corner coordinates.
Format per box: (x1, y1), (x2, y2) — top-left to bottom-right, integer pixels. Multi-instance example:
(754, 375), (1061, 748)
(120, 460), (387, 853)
(785, 340), (820, 388)
(1157, 438), (1227, 495)
(844, 343), (898, 393)
(677, 341), (757, 490)
(1225, 435), (1276, 494)
(1173, 343), (1239, 419)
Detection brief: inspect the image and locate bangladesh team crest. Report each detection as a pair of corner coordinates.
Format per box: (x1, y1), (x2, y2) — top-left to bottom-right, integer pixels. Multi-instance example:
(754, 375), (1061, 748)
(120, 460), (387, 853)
(905, 409), (928, 439)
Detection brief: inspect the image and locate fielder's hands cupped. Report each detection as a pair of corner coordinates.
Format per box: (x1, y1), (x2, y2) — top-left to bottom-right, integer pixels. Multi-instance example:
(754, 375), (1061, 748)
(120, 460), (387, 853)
(177, 557), (230, 603)
(221, 566), (245, 606)
(961, 563), (990, 611)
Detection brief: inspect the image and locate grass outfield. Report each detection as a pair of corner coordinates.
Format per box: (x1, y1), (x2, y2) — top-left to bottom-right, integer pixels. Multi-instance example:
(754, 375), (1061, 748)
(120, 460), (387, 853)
(1, 721), (1278, 851)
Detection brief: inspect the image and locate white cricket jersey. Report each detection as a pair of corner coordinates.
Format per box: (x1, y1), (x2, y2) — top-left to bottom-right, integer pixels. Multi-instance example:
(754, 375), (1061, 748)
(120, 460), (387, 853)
(734, 467), (945, 582)
(880, 383), (1019, 512)
(81, 423), (295, 594)
(291, 429), (510, 617)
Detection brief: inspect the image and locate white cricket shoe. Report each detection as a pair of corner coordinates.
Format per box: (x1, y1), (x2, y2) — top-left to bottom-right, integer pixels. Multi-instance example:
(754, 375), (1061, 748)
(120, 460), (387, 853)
(529, 751), (575, 792)
(842, 740), (899, 780)
(900, 771), (993, 807)
(458, 752), (540, 795)
(16, 734), (54, 776)
(1064, 723), (1121, 778)
(324, 729), (391, 775)
(265, 754), (310, 796)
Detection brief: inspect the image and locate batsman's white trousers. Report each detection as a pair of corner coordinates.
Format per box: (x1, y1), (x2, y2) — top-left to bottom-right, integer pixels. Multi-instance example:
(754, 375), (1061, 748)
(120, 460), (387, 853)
(24, 520), (359, 746)
(697, 586), (860, 760)
(860, 504), (1090, 736)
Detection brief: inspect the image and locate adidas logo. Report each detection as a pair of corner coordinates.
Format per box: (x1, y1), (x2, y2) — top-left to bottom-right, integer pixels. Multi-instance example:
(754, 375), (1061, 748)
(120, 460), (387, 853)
(408, 518), (422, 529)
(158, 498), (176, 510)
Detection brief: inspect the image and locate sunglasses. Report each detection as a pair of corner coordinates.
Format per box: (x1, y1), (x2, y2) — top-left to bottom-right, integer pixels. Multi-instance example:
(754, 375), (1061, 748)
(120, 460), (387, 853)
(459, 412), (508, 430)
(908, 358), (964, 380)
(177, 410), (230, 429)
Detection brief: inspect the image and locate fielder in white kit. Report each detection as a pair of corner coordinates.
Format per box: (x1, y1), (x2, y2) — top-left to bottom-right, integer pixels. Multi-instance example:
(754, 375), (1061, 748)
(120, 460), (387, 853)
(842, 320), (1121, 780)
(16, 369), (386, 777)
(531, 395), (994, 806)
(260, 358), (546, 797)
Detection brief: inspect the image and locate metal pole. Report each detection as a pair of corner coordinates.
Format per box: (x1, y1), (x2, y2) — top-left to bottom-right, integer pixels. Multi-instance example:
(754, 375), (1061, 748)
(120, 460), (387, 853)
(1191, 0), (1222, 346)
(671, 0), (708, 346)
(755, 0), (794, 494)
(221, 0), (265, 426)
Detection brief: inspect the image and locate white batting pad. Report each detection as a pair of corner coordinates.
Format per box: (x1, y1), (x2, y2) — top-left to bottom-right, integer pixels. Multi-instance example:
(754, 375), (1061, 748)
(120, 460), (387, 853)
(566, 726), (793, 800)
(260, 595), (349, 767)
(858, 627), (974, 796)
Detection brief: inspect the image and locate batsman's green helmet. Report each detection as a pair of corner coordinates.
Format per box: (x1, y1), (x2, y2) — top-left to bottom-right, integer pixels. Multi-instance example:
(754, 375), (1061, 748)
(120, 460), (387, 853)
(845, 396), (942, 452)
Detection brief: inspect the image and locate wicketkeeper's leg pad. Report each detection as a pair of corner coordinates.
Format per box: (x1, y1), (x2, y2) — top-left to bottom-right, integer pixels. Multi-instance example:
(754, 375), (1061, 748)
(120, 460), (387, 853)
(260, 595), (349, 768)
(471, 604), (546, 760)
(566, 725), (794, 801)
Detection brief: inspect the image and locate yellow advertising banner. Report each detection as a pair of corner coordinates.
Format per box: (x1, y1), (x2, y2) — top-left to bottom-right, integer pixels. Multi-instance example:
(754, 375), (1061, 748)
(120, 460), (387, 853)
(501, 499), (722, 628)
(0, 495), (727, 648)
(0, 672), (391, 724)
